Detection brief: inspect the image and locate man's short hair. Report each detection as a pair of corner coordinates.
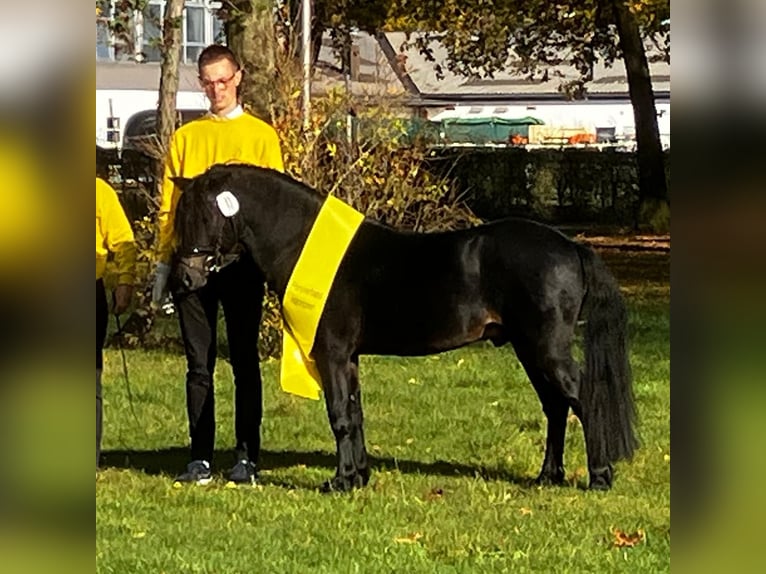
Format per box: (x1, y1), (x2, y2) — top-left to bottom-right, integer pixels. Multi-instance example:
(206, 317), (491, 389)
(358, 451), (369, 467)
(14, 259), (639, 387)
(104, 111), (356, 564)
(197, 44), (240, 72)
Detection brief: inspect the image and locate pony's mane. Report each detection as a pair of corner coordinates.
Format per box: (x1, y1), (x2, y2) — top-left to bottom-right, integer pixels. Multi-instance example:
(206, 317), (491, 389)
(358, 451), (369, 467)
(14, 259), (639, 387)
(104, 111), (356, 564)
(209, 163), (325, 201)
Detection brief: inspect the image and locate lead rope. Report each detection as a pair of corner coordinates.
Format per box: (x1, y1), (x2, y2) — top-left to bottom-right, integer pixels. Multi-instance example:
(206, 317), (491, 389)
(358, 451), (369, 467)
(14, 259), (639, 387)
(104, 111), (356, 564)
(113, 310), (142, 430)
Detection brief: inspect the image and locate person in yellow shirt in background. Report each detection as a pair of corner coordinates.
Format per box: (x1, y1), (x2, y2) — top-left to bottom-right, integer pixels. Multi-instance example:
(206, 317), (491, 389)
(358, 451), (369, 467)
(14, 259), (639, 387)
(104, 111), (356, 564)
(152, 45), (285, 485)
(96, 177), (136, 469)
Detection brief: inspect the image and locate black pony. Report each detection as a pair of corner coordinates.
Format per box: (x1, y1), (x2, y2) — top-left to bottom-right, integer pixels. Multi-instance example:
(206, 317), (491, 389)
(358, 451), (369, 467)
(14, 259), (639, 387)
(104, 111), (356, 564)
(172, 164), (637, 492)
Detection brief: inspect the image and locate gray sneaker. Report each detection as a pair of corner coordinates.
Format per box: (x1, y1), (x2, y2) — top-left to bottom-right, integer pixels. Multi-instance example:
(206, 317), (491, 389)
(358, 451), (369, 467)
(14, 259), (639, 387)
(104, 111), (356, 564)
(173, 460), (212, 485)
(227, 459), (257, 485)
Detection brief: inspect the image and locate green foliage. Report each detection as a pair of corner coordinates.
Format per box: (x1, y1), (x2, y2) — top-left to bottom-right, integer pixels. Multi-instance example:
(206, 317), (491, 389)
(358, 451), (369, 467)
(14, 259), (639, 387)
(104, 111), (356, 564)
(270, 47), (477, 230)
(100, 178), (162, 348)
(433, 148), (670, 225)
(382, 0), (669, 97)
(97, 248), (670, 573)
(636, 196), (670, 234)
(313, 0), (392, 32)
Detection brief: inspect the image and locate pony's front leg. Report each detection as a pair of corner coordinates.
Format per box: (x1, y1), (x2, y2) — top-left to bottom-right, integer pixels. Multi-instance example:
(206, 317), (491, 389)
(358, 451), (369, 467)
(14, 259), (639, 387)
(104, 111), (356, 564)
(347, 357), (369, 485)
(318, 353), (369, 492)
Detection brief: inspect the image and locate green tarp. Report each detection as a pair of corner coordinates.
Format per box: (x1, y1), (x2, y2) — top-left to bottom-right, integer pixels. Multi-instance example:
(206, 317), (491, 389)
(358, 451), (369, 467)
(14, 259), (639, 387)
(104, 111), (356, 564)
(324, 115), (545, 146)
(438, 116), (545, 144)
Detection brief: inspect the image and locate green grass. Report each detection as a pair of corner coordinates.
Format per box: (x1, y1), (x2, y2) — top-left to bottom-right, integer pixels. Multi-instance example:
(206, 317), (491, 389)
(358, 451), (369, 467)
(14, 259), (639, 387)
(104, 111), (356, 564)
(97, 249), (669, 573)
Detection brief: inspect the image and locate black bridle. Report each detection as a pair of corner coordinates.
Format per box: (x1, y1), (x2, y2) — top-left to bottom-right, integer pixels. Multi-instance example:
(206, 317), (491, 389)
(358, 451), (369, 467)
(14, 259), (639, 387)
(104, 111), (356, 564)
(176, 208), (242, 282)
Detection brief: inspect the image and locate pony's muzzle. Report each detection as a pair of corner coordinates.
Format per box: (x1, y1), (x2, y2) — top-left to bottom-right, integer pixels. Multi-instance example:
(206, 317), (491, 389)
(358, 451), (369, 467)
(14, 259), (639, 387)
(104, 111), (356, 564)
(172, 254), (213, 293)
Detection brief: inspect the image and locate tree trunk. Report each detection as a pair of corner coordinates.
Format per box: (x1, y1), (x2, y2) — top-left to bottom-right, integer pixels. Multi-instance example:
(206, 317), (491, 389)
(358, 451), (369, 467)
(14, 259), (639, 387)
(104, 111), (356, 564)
(121, 0), (184, 338)
(612, 0), (669, 232)
(155, 0), (184, 188)
(226, 1), (277, 121)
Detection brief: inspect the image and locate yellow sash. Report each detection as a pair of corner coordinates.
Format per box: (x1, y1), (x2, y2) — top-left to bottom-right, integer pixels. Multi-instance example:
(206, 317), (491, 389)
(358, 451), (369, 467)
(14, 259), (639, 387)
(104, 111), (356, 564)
(280, 195), (364, 399)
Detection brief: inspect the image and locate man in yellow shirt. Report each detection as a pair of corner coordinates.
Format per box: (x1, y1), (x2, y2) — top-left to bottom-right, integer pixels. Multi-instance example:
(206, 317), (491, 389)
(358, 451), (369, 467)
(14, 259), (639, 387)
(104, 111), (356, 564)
(152, 45), (285, 485)
(96, 177), (136, 468)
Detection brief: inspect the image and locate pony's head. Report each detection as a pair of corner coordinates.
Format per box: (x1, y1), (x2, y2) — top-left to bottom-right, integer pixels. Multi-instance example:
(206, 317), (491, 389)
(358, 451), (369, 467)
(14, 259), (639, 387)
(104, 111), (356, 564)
(171, 167), (243, 292)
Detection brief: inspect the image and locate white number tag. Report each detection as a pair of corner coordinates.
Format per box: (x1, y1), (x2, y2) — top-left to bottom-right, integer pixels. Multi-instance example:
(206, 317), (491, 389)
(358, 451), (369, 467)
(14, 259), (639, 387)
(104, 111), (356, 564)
(215, 191), (240, 217)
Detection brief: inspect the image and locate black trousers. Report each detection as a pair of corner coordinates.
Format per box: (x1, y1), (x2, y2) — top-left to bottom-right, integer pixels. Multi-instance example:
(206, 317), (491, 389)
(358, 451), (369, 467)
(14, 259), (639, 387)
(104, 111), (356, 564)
(173, 255), (265, 465)
(96, 279), (108, 467)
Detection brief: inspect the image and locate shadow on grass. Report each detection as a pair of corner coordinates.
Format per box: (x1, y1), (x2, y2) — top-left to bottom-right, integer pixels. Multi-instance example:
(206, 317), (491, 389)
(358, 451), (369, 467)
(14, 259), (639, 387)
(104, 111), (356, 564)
(101, 447), (538, 489)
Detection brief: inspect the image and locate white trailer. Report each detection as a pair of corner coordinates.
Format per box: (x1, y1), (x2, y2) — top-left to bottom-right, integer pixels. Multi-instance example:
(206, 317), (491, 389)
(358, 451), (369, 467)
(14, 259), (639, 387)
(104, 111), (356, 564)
(96, 61), (209, 151)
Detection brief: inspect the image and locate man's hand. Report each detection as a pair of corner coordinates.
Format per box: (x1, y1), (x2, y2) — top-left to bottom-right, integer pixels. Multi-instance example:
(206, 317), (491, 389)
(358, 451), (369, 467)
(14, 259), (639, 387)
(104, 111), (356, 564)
(112, 284), (133, 315)
(151, 262), (172, 305)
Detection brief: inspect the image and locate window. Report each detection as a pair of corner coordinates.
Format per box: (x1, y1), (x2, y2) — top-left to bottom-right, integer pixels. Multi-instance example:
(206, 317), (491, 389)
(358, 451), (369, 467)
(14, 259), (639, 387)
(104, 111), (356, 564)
(142, 2), (163, 62)
(96, 0), (113, 60)
(185, 3), (206, 62)
(213, 15), (225, 44)
(96, 1), (225, 63)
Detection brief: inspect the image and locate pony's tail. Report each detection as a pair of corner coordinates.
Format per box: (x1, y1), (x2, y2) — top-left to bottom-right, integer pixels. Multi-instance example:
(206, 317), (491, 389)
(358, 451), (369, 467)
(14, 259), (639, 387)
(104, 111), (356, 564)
(577, 243), (638, 464)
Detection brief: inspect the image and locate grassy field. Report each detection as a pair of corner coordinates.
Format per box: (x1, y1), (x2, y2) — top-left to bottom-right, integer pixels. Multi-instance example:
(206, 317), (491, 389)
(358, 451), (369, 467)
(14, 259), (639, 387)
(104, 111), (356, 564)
(96, 247), (669, 573)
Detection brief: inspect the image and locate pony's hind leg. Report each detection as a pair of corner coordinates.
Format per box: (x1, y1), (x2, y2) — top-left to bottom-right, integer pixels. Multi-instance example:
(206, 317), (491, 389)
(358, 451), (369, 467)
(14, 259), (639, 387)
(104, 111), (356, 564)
(317, 353), (369, 492)
(516, 349), (569, 485)
(535, 390), (569, 485)
(535, 351), (614, 490)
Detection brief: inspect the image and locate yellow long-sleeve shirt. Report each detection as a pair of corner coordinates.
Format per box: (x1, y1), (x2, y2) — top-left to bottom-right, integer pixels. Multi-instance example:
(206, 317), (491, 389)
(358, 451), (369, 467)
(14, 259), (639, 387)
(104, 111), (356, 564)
(156, 110), (285, 263)
(96, 178), (136, 283)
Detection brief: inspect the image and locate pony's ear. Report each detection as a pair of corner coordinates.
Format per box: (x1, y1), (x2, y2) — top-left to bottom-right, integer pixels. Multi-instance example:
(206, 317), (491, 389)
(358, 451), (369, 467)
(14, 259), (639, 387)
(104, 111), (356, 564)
(171, 176), (194, 191)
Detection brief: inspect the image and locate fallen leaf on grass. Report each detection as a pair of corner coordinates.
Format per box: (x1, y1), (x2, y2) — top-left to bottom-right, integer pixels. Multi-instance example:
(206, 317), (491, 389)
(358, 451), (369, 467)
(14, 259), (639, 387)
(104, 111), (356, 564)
(423, 487), (444, 501)
(611, 527), (645, 548)
(395, 532), (423, 544)
(567, 467), (588, 483)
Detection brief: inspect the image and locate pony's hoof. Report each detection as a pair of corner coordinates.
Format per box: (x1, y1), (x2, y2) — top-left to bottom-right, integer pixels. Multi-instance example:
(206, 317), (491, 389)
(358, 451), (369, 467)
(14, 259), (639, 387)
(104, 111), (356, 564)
(588, 478), (612, 491)
(535, 469), (565, 486)
(321, 477), (353, 493)
(355, 468), (370, 488)
(320, 480), (337, 493)
(321, 471), (368, 493)
(588, 465), (613, 490)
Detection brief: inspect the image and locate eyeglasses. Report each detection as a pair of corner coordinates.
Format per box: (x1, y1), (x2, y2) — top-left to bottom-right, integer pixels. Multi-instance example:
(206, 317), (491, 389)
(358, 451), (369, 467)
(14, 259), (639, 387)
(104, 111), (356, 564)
(199, 71), (238, 90)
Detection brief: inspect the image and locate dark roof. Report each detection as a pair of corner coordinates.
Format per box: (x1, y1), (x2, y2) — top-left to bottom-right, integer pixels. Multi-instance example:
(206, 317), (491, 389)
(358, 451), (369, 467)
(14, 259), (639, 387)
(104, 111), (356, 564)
(378, 32), (670, 104)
